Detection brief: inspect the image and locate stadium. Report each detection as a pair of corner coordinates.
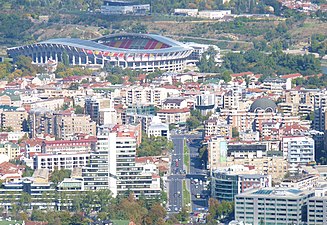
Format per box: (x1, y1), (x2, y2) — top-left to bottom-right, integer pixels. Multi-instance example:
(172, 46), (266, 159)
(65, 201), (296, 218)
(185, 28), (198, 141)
(7, 33), (194, 72)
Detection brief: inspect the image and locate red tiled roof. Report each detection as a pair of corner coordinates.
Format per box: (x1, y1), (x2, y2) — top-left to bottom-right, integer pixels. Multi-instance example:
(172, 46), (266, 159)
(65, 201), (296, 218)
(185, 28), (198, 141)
(24, 138), (43, 147)
(0, 161), (24, 175)
(280, 73), (302, 79)
(157, 108), (190, 113)
(43, 137), (97, 145)
(231, 72), (254, 77)
(135, 156), (158, 164)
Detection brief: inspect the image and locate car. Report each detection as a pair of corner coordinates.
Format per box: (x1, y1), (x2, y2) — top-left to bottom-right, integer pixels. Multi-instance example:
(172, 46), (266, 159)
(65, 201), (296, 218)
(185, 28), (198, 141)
(195, 185), (198, 189)
(174, 207), (178, 211)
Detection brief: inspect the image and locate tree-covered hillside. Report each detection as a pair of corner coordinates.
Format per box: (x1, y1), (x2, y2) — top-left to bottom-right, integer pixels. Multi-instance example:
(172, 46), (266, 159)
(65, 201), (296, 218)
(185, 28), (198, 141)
(0, 0), (283, 14)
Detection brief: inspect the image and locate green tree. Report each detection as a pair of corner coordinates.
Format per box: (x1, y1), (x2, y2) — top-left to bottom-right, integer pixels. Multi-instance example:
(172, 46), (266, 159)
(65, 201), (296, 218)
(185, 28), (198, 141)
(74, 105), (84, 114)
(50, 169), (71, 184)
(18, 192), (32, 211)
(62, 51), (69, 66)
(232, 127), (239, 138)
(68, 82), (80, 90)
(131, 22), (148, 33)
(186, 116), (201, 130)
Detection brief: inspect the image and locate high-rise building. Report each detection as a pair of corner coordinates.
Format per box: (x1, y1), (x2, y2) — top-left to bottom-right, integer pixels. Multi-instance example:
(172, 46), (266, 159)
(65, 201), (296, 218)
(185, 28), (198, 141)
(282, 136), (315, 165)
(307, 185), (327, 225)
(235, 188), (314, 225)
(82, 126), (161, 198)
(1, 109), (28, 132)
(211, 165), (271, 202)
(53, 110), (96, 139)
(207, 136), (227, 171)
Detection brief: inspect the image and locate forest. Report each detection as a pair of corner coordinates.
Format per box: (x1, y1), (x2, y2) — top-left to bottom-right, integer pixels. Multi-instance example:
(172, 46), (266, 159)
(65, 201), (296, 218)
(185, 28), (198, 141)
(198, 48), (322, 77)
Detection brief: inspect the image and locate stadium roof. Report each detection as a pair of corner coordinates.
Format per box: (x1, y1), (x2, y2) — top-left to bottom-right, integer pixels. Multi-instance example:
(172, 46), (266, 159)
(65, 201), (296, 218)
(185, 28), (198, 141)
(37, 33), (192, 54)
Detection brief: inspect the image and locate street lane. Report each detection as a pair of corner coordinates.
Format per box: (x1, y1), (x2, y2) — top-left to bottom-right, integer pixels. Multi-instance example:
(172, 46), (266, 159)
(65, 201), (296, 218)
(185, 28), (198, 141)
(168, 134), (207, 214)
(167, 136), (185, 213)
(187, 138), (209, 212)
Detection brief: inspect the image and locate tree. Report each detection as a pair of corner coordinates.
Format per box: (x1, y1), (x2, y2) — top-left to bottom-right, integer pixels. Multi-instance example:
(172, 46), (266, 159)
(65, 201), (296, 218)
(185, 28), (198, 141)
(131, 23), (148, 33)
(18, 192), (31, 211)
(50, 169), (71, 184)
(175, 207), (189, 222)
(137, 134), (172, 156)
(62, 51), (69, 66)
(68, 82), (80, 90)
(22, 166), (34, 177)
(74, 105), (84, 114)
(31, 209), (46, 221)
(232, 127), (239, 138)
(186, 116), (201, 130)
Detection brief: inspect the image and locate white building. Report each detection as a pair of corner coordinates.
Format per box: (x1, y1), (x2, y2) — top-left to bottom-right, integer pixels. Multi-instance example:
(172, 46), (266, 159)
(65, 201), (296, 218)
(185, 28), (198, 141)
(33, 152), (90, 172)
(101, 0), (150, 15)
(82, 128), (161, 198)
(307, 185), (327, 225)
(99, 108), (117, 125)
(185, 42), (222, 65)
(174, 8), (198, 17)
(147, 116), (170, 139)
(282, 136), (315, 165)
(280, 175), (319, 190)
(195, 92), (216, 115)
(208, 136), (227, 172)
(197, 10), (231, 19)
(211, 165), (271, 202)
(235, 188), (314, 225)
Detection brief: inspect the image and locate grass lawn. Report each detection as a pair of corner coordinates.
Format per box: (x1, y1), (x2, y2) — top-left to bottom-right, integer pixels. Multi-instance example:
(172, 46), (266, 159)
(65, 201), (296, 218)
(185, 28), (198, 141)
(183, 139), (190, 173)
(182, 180), (191, 212)
(0, 221), (23, 225)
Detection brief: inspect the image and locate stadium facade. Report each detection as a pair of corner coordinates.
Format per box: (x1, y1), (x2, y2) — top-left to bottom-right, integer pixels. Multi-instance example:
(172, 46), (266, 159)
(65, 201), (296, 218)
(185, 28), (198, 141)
(7, 33), (194, 72)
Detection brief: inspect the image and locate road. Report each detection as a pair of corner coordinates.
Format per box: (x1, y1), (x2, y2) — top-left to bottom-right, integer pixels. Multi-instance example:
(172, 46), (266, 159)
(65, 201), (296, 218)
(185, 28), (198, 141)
(167, 136), (185, 213)
(187, 138), (209, 213)
(167, 134), (208, 214)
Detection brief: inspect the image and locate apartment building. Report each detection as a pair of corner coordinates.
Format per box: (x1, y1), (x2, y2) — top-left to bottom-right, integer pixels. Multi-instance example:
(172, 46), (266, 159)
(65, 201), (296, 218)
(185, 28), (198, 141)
(211, 165), (271, 202)
(82, 126), (161, 198)
(235, 188), (314, 225)
(0, 109), (28, 132)
(85, 96), (111, 123)
(157, 108), (190, 125)
(282, 136), (315, 165)
(125, 86), (169, 106)
(28, 98), (65, 111)
(207, 136), (227, 171)
(147, 116), (170, 139)
(33, 152), (90, 172)
(227, 142), (268, 159)
(223, 89), (241, 110)
(29, 109), (96, 139)
(225, 157), (288, 182)
(280, 175), (319, 190)
(29, 108), (54, 138)
(204, 116), (231, 137)
(0, 178), (56, 211)
(41, 137), (97, 154)
(308, 185), (327, 225)
(0, 142), (20, 160)
(53, 110), (96, 139)
(162, 97), (188, 109)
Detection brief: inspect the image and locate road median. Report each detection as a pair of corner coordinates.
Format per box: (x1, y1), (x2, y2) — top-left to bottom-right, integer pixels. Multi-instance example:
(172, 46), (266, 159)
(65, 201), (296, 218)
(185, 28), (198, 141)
(183, 138), (190, 174)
